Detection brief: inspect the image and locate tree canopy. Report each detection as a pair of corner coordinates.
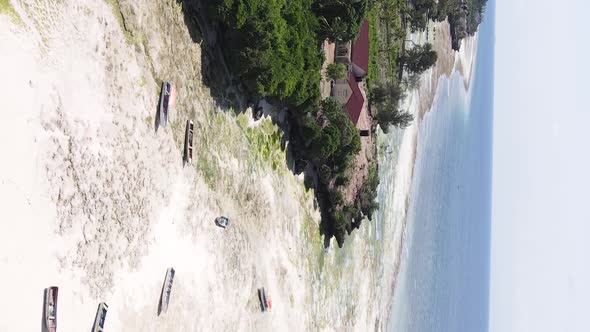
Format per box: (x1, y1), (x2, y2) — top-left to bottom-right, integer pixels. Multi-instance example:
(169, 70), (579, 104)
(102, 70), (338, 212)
(313, 0), (369, 42)
(209, 0), (323, 107)
(400, 42), (437, 74)
(326, 63), (347, 80)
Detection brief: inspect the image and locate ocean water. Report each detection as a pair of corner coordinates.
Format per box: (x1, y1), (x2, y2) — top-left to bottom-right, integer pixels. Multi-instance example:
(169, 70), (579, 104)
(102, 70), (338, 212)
(386, 6), (495, 332)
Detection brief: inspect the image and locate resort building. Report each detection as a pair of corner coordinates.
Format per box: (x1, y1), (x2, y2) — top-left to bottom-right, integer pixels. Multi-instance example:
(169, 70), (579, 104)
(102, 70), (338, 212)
(332, 20), (370, 136)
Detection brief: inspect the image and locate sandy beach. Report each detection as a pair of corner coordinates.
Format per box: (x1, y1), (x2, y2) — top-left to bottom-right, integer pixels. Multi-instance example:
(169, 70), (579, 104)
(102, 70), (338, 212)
(0, 1), (480, 331)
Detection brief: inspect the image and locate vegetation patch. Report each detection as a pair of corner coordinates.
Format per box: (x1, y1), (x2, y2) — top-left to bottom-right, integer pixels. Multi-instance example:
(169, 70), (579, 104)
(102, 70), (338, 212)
(236, 114), (286, 174)
(105, 0), (133, 43)
(0, 0), (22, 25)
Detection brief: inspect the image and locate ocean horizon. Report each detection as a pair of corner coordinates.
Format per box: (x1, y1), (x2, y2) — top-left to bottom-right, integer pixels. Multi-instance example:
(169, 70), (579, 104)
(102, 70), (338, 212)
(385, 3), (495, 331)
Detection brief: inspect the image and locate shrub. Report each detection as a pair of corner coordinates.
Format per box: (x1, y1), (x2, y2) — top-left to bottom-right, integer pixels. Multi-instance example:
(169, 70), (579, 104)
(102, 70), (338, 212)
(326, 63), (347, 80)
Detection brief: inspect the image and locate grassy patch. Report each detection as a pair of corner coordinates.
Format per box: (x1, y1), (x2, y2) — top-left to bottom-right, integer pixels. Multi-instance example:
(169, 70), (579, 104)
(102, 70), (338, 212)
(236, 114), (287, 174)
(367, 7), (379, 91)
(301, 212), (324, 273)
(105, 0), (133, 43)
(368, 0), (406, 88)
(0, 0), (22, 25)
(189, 110), (289, 197)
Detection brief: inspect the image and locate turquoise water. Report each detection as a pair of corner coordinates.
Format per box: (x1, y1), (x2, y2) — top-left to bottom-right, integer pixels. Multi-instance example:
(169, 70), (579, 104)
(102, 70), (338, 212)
(386, 4), (495, 331)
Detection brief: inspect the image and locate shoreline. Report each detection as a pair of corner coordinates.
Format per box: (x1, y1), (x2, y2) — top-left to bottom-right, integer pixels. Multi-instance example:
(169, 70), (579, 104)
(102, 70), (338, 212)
(379, 21), (480, 327)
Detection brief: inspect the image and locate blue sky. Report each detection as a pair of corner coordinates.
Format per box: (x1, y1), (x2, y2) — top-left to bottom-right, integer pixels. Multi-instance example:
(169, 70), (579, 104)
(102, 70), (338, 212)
(492, 0), (590, 331)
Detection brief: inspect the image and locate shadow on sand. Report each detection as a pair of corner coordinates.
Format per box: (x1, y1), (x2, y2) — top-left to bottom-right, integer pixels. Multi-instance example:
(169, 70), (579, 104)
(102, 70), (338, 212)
(175, 0), (247, 112)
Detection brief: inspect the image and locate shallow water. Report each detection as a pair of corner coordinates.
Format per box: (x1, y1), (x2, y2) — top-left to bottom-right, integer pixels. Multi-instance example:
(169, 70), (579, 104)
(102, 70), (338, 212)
(386, 12), (495, 330)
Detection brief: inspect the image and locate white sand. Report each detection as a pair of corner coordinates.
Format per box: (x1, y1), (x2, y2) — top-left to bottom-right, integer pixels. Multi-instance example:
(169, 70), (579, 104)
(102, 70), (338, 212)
(0, 2), (321, 331)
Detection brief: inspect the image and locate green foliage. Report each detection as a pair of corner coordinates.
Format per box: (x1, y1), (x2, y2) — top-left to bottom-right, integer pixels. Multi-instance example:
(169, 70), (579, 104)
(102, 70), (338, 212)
(319, 98), (361, 164)
(358, 164), (379, 220)
(297, 98), (361, 167)
(402, 72), (421, 90)
(335, 174), (350, 187)
(326, 63), (347, 80)
(371, 83), (405, 106)
(314, 0), (369, 42)
(329, 188), (344, 207)
(376, 102), (414, 133)
(400, 42), (437, 74)
(0, 0), (21, 24)
(332, 210), (350, 247)
(319, 164), (333, 184)
(209, 0), (323, 106)
(367, 0), (404, 90)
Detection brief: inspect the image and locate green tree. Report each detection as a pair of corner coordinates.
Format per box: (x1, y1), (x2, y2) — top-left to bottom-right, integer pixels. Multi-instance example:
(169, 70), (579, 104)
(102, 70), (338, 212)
(320, 98), (361, 163)
(376, 102), (414, 133)
(326, 63), (347, 80)
(400, 42), (438, 74)
(209, 0), (322, 107)
(371, 83), (405, 105)
(314, 0), (368, 42)
(358, 165), (379, 219)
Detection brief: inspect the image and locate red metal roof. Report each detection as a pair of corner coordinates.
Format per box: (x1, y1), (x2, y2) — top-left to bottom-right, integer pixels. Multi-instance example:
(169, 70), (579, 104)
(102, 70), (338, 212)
(346, 71), (364, 125)
(351, 20), (369, 73)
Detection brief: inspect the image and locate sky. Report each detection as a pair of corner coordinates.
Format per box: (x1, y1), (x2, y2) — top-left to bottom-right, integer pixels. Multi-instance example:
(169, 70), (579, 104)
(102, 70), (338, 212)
(492, 0), (590, 331)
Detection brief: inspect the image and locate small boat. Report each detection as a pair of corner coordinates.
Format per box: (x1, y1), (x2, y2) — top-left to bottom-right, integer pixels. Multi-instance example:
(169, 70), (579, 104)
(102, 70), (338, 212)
(91, 302), (108, 332)
(158, 268), (175, 315)
(44, 286), (58, 332)
(159, 82), (176, 128)
(183, 120), (194, 166)
(257, 287), (272, 312)
(214, 216), (230, 229)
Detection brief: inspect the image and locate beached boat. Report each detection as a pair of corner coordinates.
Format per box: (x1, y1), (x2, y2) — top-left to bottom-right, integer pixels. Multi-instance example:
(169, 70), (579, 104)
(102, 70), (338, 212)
(183, 120), (194, 166)
(159, 82), (174, 128)
(214, 216), (230, 229)
(91, 302), (108, 332)
(44, 286), (58, 332)
(158, 268), (175, 315)
(257, 287), (272, 312)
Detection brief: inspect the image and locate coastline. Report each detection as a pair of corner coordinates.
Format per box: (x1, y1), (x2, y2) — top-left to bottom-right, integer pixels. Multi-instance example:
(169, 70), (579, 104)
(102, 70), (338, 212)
(377, 21), (480, 328)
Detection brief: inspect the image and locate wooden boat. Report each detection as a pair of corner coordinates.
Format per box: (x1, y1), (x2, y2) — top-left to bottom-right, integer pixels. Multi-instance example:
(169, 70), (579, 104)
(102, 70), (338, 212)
(44, 286), (58, 332)
(91, 302), (108, 332)
(183, 120), (194, 166)
(158, 268), (175, 315)
(257, 287), (271, 312)
(158, 82), (175, 128)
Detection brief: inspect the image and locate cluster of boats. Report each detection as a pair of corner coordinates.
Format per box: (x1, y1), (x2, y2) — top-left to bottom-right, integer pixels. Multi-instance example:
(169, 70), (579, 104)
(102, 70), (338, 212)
(42, 268), (176, 331)
(43, 267), (270, 331)
(158, 81), (194, 166)
(42, 82), (269, 331)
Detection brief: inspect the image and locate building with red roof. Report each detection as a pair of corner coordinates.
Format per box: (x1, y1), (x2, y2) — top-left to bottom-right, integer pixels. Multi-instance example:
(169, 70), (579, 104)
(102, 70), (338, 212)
(332, 20), (370, 130)
(350, 20), (369, 79)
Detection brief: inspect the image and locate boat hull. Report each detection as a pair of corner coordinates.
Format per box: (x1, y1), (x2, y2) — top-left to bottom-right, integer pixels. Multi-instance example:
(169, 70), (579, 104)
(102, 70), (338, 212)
(183, 120), (194, 165)
(44, 286), (58, 332)
(159, 82), (172, 128)
(158, 268), (176, 315)
(91, 302), (108, 332)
